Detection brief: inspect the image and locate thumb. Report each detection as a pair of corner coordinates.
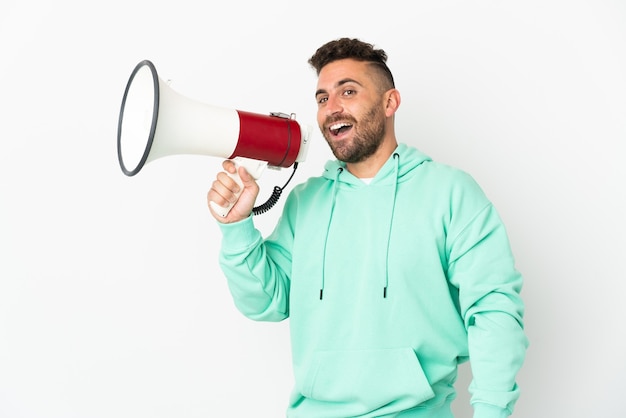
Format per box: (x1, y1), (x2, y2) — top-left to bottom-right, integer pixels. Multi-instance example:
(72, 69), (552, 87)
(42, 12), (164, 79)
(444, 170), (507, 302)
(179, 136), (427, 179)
(237, 165), (256, 186)
(237, 165), (259, 196)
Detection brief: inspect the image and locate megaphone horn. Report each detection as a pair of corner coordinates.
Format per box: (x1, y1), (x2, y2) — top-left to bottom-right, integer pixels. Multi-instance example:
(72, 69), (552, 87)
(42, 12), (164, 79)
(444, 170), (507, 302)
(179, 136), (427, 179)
(117, 60), (312, 216)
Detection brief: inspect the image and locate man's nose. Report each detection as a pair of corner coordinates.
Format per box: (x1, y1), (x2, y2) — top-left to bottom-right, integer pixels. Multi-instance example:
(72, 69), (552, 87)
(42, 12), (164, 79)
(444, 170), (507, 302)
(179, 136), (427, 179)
(324, 96), (343, 116)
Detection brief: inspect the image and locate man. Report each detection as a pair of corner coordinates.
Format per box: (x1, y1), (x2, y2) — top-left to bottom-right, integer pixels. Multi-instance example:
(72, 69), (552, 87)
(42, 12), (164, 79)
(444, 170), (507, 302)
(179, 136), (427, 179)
(207, 38), (528, 418)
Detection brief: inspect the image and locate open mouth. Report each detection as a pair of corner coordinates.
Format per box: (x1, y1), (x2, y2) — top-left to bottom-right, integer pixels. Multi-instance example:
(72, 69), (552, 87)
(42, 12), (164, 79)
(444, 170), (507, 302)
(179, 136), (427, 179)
(329, 122), (353, 137)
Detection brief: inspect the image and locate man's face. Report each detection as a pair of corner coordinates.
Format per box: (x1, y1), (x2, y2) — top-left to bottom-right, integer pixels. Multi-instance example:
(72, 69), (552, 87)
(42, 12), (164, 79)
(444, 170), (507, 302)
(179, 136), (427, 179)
(315, 59), (387, 164)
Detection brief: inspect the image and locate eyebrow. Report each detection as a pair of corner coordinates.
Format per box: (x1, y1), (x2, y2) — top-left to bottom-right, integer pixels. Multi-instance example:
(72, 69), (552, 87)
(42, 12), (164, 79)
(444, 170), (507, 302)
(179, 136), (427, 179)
(315, 78), (363, 97)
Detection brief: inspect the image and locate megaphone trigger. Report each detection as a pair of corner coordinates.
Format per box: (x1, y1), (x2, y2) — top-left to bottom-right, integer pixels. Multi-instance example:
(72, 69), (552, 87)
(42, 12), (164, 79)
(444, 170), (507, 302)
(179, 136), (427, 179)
(209, 157), (268, 218)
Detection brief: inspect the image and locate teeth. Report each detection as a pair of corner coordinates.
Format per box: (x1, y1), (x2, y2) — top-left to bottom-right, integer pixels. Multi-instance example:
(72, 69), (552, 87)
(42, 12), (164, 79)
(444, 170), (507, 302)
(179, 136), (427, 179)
(330, 122), (350, 130)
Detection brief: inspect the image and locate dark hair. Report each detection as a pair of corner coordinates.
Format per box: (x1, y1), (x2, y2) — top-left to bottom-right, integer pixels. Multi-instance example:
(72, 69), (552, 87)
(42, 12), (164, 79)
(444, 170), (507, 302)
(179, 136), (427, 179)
(308, 38), (395, 89)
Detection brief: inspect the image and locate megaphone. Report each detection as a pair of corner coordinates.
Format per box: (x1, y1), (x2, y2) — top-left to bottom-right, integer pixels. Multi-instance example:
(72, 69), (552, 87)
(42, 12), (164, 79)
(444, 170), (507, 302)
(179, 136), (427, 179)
(117, 60), (312, 217)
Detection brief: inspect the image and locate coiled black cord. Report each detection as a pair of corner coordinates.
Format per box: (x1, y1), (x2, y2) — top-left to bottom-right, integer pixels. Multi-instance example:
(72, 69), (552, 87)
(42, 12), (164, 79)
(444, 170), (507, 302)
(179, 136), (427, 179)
(252, 163), (299, 215)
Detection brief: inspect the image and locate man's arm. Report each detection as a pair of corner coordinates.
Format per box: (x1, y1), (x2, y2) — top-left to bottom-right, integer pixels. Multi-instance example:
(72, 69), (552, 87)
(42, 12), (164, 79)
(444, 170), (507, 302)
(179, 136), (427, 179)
(448, 203), (528, 418)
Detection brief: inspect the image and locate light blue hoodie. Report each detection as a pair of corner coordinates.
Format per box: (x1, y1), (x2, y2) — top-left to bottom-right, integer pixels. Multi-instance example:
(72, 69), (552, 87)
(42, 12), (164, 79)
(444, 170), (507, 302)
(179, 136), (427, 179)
(218, 143), (528, 418)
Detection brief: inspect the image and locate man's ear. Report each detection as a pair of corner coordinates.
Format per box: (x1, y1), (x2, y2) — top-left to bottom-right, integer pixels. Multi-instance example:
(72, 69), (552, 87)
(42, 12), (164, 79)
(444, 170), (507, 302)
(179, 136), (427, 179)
(384, 88), (401, 117)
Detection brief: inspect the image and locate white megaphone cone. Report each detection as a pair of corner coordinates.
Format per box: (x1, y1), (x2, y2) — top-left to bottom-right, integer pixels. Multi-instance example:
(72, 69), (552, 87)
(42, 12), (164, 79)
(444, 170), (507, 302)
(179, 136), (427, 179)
(117, 60), (311, 217)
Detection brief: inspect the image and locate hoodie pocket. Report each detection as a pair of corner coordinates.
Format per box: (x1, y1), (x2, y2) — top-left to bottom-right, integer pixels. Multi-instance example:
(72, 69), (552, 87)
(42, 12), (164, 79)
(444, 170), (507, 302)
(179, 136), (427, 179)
(301, 347), (435, 410)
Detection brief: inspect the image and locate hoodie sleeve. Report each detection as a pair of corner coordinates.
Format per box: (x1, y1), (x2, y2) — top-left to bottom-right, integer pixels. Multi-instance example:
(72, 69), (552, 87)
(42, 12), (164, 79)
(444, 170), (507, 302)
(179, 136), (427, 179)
(217, 215), (293, 322)
(446, 181), (529, 417)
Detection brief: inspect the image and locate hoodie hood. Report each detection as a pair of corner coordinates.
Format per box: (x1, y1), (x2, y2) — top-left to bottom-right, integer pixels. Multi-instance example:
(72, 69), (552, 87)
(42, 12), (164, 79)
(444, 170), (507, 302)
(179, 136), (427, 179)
(321, 143), (432, 186)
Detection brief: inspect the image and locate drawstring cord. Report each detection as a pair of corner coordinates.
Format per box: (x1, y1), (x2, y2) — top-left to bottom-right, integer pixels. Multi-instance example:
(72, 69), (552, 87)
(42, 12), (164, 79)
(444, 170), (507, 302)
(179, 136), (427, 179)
(319, 153), (399, 300)
(383, 153), (400, 298)
(320, 166), (343, 300)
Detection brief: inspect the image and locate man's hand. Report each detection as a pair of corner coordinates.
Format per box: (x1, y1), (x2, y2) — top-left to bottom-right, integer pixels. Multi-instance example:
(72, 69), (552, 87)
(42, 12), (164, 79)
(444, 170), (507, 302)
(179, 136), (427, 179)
(207, 160), (260, 223)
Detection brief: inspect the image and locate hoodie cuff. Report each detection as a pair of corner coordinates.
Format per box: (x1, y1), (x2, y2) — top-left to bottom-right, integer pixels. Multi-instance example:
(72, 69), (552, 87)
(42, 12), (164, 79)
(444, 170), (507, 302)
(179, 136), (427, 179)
(472, 403), (510, 418)
(216, 215), (261, 250)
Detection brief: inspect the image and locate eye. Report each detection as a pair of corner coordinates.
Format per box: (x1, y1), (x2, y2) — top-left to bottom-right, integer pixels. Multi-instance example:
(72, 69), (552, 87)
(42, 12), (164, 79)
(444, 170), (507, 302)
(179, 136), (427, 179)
(317, 96), (328, 104)
(342, 89), (356, 97)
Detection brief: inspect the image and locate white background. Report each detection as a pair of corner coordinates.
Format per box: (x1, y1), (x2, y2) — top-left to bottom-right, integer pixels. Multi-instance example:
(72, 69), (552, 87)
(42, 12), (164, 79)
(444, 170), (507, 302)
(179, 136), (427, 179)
(1, 1), (625, 417)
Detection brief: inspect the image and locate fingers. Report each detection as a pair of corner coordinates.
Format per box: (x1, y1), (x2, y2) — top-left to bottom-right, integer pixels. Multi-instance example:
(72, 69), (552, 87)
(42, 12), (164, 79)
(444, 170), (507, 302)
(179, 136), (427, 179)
(207, 160), (260, 223)
(207, 170), (240, 211)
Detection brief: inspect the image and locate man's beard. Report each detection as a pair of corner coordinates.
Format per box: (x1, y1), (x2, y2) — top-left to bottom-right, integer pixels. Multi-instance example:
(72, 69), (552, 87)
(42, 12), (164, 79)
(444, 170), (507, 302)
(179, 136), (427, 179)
(323, 104), (386, 164)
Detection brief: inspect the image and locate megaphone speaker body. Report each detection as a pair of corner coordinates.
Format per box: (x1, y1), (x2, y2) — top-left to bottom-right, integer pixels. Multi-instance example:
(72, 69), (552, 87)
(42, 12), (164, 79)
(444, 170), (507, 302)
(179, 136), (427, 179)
(117, 60), (310, 177)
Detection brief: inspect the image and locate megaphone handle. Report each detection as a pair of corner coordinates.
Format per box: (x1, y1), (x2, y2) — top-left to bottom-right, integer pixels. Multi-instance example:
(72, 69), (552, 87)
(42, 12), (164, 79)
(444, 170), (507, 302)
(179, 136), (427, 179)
(210, 157), (268, 218)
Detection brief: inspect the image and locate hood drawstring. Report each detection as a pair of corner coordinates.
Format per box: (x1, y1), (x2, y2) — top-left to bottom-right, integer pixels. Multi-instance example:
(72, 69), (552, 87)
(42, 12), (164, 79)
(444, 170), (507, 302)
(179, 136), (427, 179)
(319, 154), (400, 301)
(320, 166), (343, 300)
(383, 153), (401, 298)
